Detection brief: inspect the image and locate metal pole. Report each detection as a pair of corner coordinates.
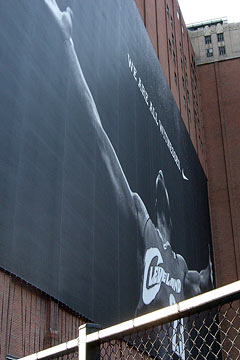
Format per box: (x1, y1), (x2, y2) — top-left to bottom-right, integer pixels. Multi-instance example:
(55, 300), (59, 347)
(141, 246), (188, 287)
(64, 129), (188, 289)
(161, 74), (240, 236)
(78, 324), (87, 360)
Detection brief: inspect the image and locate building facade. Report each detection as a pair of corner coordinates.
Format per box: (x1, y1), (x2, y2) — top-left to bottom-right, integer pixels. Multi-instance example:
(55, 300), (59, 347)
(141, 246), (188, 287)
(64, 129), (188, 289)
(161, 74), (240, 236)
(188, 19), (240, 287)
(189, 19), (240, 64)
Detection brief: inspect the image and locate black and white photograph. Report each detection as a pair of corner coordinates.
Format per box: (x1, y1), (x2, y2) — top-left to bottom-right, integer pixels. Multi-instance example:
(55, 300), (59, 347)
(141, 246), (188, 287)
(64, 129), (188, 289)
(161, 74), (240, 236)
(0, 3), (214, 356)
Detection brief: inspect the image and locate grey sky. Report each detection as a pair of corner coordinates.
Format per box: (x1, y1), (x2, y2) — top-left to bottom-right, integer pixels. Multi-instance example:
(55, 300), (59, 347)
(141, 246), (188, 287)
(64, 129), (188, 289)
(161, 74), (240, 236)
(178, 0), (240, 25)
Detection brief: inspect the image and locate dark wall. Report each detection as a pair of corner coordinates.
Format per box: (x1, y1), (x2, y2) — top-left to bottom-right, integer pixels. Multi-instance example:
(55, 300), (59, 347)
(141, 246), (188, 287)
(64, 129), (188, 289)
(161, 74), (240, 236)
(0, 0), (212, 328)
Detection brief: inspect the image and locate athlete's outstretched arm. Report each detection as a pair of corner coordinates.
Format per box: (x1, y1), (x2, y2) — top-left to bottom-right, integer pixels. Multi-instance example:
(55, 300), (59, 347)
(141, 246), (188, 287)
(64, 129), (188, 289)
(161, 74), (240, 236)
(43, 0), (144, 219)
(180, 249), (213, 298)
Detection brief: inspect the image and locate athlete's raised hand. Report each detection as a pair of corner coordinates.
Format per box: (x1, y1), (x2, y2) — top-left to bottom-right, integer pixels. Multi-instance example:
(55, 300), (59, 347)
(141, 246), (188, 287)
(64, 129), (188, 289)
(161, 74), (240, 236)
(44, 0), (73, 40)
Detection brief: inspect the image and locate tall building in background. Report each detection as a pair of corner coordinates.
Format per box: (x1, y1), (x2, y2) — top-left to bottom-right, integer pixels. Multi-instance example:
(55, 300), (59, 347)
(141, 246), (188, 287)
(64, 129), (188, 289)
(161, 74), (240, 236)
(188, 18), (240, 64)
(0, 1), (239, 359)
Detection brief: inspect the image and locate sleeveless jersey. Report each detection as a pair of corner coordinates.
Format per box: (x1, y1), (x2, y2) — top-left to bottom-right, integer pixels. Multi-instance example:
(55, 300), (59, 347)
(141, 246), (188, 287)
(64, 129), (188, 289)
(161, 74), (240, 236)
(138, 218), (186, 314)
(136, 218), (187, 359)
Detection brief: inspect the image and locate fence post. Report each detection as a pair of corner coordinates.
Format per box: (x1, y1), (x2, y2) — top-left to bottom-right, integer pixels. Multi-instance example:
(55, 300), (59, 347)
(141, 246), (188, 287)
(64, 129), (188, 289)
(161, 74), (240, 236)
(85, 324), (101, 360)
(79, 323), (101, 360)
(78, 324), (87, 360)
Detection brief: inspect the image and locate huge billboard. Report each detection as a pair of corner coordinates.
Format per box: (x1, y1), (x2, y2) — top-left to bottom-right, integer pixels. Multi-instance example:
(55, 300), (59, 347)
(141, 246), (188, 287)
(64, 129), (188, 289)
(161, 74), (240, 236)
(0, 0), (213, 334)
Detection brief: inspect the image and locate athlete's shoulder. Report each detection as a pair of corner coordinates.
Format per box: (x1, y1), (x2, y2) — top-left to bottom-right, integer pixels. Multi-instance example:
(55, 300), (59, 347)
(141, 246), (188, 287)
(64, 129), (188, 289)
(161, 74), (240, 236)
(176, 253), (188, 274)
(132, 193), (148, 216)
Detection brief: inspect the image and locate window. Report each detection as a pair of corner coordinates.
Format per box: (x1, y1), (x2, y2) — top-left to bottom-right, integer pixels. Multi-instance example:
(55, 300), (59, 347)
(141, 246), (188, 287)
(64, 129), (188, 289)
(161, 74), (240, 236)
(166, 4), (169, 17)
(173, 51), (176, 65)
(177, 10), (180, 20)
(206, 48), (213, 57)
(170, 15), (173, 28)
(172, 33), (175, 46)
(181, 25), (184, 35)
(196, 117), (200, 129)
(179, 41), (182, 54)
(183, 95), (186, 108)
(188, 108), (191, 122)
(193, 94), (196, 104)
(169, 39), (172, 54)
(198, 134), (202, 146)
(174, 72), (178, 85)
(204, 35), (212, 44)
(192, 56), (196, 69)
(217, 33), (224, 42)
(181, 57), (183, 70)
(182, 76), (185, 89)
(219, 46), (226, 55)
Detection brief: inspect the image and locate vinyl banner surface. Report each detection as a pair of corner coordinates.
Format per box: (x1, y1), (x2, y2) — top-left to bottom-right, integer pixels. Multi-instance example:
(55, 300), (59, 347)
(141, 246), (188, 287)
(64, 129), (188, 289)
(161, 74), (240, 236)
(0, 0), (213, 337)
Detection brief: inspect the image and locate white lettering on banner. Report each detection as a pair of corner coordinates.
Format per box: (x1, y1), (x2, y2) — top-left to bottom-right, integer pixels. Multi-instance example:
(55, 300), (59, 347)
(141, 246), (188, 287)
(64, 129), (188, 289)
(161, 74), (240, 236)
(138, 77), (149, 105)
(128, 53), (138, 81)
(143, 248), (162, 305)
(142, 248), (181, 305)
(127, 53), (188, 180)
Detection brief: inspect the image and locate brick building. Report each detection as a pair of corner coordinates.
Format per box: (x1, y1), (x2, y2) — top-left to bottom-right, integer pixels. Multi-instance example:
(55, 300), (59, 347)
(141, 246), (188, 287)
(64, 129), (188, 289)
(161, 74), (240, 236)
(0, 1), (239, 359)
(188, 19), (240, 287)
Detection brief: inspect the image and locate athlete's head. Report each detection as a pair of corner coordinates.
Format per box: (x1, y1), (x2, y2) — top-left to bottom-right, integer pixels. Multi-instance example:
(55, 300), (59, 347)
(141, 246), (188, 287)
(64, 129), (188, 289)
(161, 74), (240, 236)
(155, 170), (172, 240)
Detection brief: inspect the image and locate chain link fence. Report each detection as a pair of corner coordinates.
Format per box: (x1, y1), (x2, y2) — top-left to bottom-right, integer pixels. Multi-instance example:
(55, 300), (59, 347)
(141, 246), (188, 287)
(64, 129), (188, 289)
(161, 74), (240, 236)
(99, 300), (240, 359)
(50, 349), (79, 360)
(19, 281), (240, 360)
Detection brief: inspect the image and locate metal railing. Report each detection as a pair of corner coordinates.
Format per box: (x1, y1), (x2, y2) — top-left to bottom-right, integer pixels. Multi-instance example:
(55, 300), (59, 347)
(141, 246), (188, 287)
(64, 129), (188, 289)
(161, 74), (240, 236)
(19, 281), (240, 359)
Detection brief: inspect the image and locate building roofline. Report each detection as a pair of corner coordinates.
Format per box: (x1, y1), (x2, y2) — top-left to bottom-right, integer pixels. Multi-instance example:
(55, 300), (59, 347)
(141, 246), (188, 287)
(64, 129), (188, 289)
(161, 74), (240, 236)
(187, 17), (228, 31)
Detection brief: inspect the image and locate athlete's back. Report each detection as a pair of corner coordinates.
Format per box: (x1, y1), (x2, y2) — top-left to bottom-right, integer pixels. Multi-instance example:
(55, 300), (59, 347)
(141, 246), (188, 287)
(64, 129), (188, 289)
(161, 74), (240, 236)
(137, 218), (186, 316)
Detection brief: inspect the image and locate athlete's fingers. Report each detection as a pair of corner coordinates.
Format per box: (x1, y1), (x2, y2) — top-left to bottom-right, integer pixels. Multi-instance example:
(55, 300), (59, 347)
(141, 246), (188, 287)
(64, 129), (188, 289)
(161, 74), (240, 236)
(66, 6), (73, 19)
